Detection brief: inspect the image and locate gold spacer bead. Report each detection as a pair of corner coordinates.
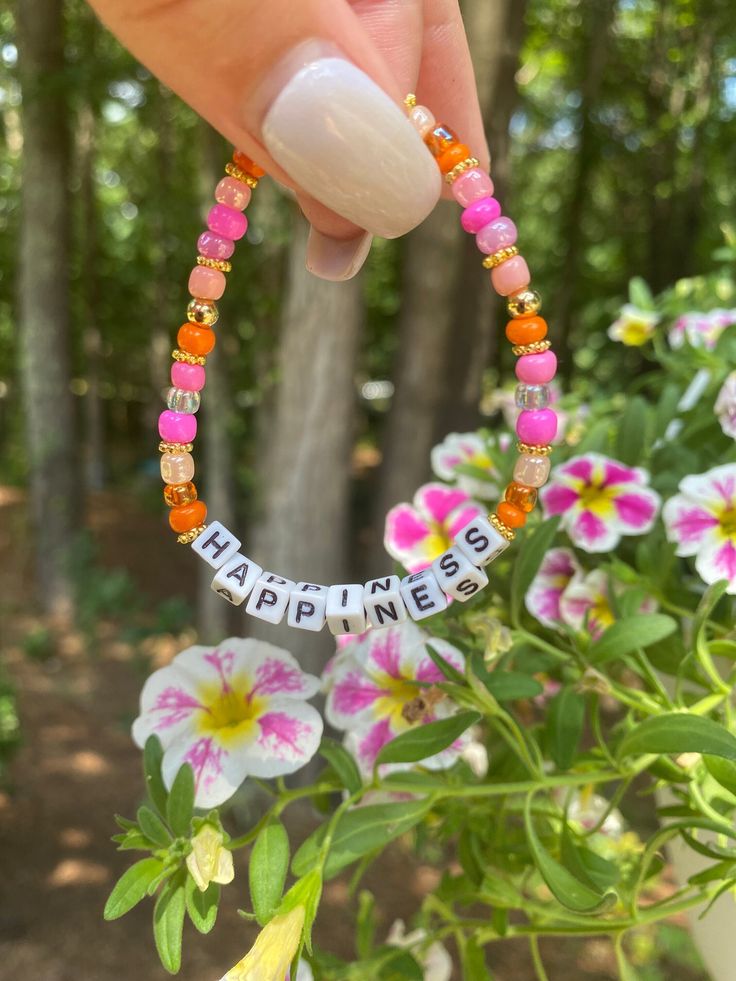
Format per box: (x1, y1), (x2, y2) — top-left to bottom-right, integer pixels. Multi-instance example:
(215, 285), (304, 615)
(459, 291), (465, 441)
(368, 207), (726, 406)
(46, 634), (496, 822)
(404, 93), (417, 109)
(517, 442), (553, 456)
(512, 339), (551, 357)
(187, 297), (219, 326)
(159, 440), (194, 454)
(225, 162), (259, 188)
(196, 255), (232, 273)
(507, 288), (542, 318)
(177, 524), (207, 545)
(172, 348), (207, 366)
(489, 512), (515, 542)
(482, 245), (520, 269)
(444, 156), (480, 184)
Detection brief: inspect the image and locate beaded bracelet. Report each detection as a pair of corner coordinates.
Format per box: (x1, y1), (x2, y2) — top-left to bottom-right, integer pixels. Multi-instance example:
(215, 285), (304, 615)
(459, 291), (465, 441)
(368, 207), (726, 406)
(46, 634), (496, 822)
(157, 96), (558, 635)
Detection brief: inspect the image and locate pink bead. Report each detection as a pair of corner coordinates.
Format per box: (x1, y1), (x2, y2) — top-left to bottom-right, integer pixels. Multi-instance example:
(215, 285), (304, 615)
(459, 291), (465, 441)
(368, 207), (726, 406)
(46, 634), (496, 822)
(516, 408), (557, 445)
(451, 168), (494, 207)
(198, 231), (235, 260)
(516, 350), (557, 385)
(188, 264), (226, 300)
(215, 176), (251, 211)
(476, 217), (518, 254)
(159, 410), (197, 443)
(171, 361), (206, 392)
(207, 204), (247, 241)
(491, 255), (531, 296)
(461, 197), (502, 234)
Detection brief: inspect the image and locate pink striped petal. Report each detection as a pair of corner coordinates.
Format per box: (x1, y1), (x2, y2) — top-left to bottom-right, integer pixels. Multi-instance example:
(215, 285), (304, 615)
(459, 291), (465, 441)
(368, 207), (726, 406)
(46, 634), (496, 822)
(384, 503), (430, 554)
(558, 457), (595, 482)
(414, 483), (472, 524)
(162, 733), (245, 810)
(602, 460), (644, 486)
(328, 669), (387, 727)
(447, 503), (484, 539)
(695, 538), (736, 594)
(613, 489), (660, 532)
(663, 496), (719, 556)
(541, 484), (580, 516)
(568, 509), (620, 552)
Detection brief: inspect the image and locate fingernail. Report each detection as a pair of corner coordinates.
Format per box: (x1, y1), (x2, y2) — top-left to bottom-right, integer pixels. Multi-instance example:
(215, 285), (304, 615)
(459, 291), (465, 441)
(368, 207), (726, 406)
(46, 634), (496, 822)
(258, 44), (441, 239)
(306, 228), (373, 281)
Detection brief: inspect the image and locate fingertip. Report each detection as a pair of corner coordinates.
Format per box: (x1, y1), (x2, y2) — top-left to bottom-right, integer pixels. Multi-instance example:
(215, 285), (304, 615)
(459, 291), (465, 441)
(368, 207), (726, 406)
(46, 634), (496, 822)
(305, 227), (373, 281)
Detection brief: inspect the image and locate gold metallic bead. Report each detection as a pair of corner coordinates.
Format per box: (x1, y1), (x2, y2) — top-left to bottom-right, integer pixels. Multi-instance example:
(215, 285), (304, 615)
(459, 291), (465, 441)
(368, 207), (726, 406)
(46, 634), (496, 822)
(517, 442), (553, 456)
(443, 156), (480, 184)
(507, 289), (542, 318)
(187, 297), (219, 326)
(404, 93), (417, 109)
(482, 245), (520, 269)
(159, 440), (194, 454)
(489, 512), (515, 542)
(196, 255), (232, 273)
(512, 339), (551, 356)
(224, 162), (259, 188)
(172, 348), (207, 366)
(177, 524), (207, 545)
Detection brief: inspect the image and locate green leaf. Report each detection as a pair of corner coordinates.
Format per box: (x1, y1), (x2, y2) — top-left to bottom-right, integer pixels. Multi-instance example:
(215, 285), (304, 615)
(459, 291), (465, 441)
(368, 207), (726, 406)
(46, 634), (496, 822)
(185, 877), (219, 934)
(547, 688), (585, 771)
(249, 820), (290, 925)
(704, 755), (736, 797)
(471, 656), (543, 701)
(166, 764), (195, 837)
(378, 950), (423, 980)
(524, 797), (616, 914)
(628, 276), (655, 311)
(375, 711), (480, 766)
(425, 640), (466, 685)
(153, 872), (186, 975)
(615, 396), (648, 466)
(117, 830), (155, 851)
(144, 735), (168, 816)
(103, 857), (163, 920)
(319, 738), (362, 795)
(356, 890), (376, 960)
(618, 714), (736, 763)
(694, 580), (729, 645)
(137, 805), (171, 847)
(461, 936), (488, 980)
(292, 799), (432, 879)
(510, 516), (561, 624)
(560, 827), (619, 892)
(589, 614), (677, 664)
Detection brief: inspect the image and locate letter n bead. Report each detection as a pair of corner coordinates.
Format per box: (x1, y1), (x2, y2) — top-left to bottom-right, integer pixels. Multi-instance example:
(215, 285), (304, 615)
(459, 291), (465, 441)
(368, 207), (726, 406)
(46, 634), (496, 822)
(454, 515), (509, 567)
(210, 553), (263, 606)
(191, 521), (241, 568)
(400, 569), (448, 621)
(364, 576), (407, 628)
(431, 547), (488, 602)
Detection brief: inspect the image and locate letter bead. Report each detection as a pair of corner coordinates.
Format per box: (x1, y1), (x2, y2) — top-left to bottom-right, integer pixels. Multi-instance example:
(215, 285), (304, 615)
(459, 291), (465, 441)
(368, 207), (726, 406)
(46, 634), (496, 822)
(245, 573), (293, 624)
(295, 582), (329, 598)
(400, 569), (449, 621)
(191, 520), (241, 569)
(364, 576), (407, 628)
(454, 515), (510, 567)
(431, 547), (489, 602)
(210, 553), (263, 606)
(326, 584), (367, 636)
(287, 590), (326, 632)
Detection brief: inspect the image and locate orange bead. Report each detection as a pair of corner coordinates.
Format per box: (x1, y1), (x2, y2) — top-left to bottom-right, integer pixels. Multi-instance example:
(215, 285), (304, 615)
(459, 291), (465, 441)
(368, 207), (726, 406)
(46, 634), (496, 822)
(504, 482), (537, 513)
(163, 482), (198, 507)
(169, 500), (207, 533)
(497, 502), (527, 529)
(505, 316), (548, 346)
(177, 323), (216, 357)
(425, 123), (458, 158)
(233, 151), (266, 179)
(437, 143), (471, 174)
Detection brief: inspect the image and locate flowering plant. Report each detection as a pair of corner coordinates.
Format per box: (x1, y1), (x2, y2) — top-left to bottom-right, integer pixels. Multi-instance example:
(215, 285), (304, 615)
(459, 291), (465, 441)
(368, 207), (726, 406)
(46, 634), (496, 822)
(106, 261), (736, 979)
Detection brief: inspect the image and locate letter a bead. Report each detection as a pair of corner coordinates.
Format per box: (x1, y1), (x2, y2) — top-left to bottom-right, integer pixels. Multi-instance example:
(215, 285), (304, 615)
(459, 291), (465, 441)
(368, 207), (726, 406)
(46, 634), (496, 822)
(211, 553), (263, 606)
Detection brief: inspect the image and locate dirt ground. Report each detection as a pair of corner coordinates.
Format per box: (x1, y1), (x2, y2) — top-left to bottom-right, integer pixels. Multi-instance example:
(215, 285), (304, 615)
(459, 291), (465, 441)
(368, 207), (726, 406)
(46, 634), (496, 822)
(0, 491), (710, 980)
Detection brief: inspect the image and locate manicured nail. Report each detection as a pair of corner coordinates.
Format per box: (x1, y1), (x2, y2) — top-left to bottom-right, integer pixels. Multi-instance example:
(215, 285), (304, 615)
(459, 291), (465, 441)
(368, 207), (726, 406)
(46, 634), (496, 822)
(259, 46), (441, 239)
(306, 227), (373, 281)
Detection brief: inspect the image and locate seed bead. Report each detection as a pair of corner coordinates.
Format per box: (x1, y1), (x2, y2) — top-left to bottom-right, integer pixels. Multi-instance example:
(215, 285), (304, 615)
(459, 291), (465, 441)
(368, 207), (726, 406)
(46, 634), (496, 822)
(444, 157), (480, 184)
(176, 524), (207, 545)
(225, 163), (259, 188)
(489, 512), (515, 541)
(517, 442), (553, 456)
(159, 440), (193, 454)
(197, 255), (232, 273)
(512, 340), (551, 357)
(482, 246), (520, 269)
(172, 348), (207, 366)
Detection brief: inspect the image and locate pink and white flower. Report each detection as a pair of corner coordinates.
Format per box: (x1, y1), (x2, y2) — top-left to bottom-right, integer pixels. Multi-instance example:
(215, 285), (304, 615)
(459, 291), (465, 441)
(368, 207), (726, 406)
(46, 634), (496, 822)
(663, 464), (736, 594)
(715, 371), (736, 439)
(430, 431), (502, 499)
(668, 308), (736, 351)
(607, 304), (658, 347)
(525, 547), (582, 627)
(541, 453), (661, 553)
(325, 623), (469, 776)
(132, 638), (323, 808)
(385, 482), (484, 573)
(558, 569), (656, 640)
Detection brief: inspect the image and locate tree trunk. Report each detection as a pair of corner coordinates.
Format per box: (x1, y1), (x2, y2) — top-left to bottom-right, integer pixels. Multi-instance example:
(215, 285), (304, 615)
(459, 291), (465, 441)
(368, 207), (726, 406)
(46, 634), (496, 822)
(247, 209), (363, 676)
(17, 0), (80, 618)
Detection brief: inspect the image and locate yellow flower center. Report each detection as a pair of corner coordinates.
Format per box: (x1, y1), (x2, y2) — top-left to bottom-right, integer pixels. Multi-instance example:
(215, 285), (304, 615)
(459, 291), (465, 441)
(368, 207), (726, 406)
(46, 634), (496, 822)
(197, 683), (265, 745)
(620, 320), (653, 346)
(578, 482), (615, 516)
(720, 507), (736, 538)
(374, 676), (422, 731)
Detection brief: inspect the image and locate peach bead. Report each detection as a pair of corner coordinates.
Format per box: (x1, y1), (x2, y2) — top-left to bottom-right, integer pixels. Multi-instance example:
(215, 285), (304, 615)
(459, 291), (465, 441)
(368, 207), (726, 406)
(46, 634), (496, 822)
(215, 176), (252, 211)
(497, 502), (526, 529)
(491, 255), (531, 296)
(178, 323), (215, 357)
(408, 105), (435, 137)
(188, 265), (226, 300)
(169, 500), (207, 533)
(506, 316), (548, 345)
(160, 452), (194, 485)
(438, 143), (471, 174)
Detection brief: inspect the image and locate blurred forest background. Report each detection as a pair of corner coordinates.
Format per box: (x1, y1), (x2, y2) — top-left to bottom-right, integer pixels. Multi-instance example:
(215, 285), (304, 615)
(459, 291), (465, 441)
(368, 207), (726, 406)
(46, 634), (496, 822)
(0, 0), (735, 978)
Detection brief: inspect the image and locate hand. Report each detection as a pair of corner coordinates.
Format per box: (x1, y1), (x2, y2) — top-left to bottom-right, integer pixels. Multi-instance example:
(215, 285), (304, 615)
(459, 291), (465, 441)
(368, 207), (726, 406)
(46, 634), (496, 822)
(87, 0), (489, 280)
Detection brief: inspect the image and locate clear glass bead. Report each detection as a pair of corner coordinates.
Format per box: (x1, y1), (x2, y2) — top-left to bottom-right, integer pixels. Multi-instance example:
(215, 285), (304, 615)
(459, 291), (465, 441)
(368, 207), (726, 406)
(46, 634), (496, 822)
(513, 454), (551, 488)
(166, 387), (201, 414)
(515, 383), (550, 410)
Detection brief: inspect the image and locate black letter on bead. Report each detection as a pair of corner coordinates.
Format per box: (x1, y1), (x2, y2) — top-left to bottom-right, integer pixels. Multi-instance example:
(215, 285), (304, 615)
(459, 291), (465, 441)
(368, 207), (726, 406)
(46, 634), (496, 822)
(300, 583), (321, 593)
(374, 602), (399, 625)
(266, 574), (288, 585)
(464, 526), (489, 553)
(295, 600), (315, 623)
(202, 531), (231, 560)
(439, 553), (460, 577)
(255, 589), (278, 610)
(370, 578), (392, 593)
(342, 618), (350, 633)
(340, 588), (349, 607)
(411, 584), (434, 612)
(456, 578), (479, 596)
(216, 588), (235, 603)
(226, 562), (250, 587)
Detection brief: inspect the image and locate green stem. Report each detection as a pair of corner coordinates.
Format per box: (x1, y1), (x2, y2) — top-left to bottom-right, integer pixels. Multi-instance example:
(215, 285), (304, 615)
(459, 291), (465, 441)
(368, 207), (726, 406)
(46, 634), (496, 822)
(382, 768), (623, 798)
(530, 935), (550, 981)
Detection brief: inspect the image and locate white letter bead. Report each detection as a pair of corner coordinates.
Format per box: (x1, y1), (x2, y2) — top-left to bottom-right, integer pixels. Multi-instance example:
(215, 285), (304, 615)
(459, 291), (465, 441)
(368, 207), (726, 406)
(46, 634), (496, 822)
(326, 584), (367, 636)
(431, 547), (489, 602)
(295, 582), (329, 598)
(287, 591), (326, 631)
(245, 572), (293, 624)
(400, 569), (448, 621)
(454, 515), (509, 567)
(211, 554), (263, 606)
(364, 575), (407, 628)
(191, 521), (241, 569)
